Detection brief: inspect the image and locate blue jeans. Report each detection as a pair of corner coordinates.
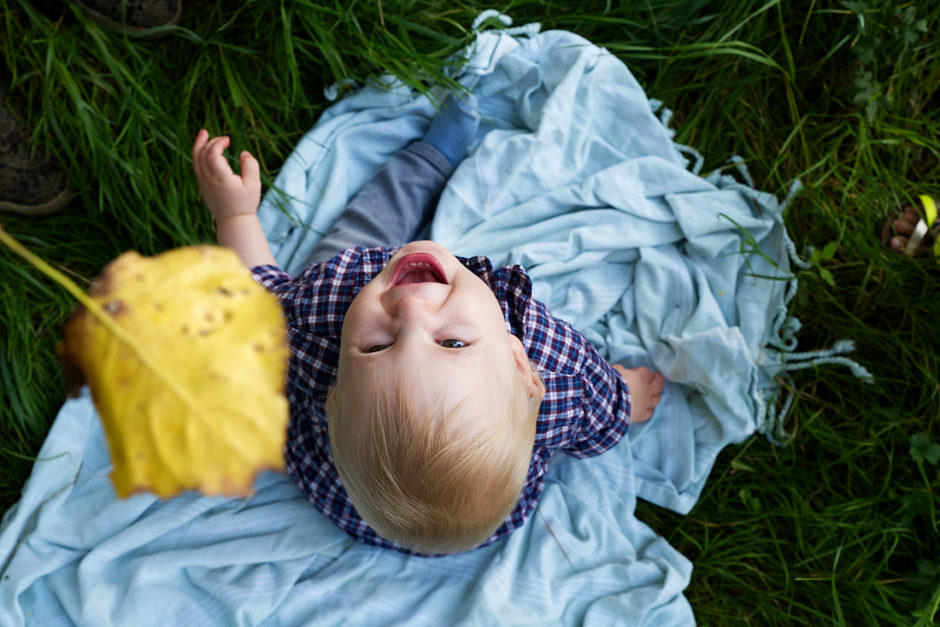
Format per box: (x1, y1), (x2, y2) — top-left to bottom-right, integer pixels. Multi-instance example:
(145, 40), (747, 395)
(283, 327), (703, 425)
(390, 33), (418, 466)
(308, 141), (453, 263)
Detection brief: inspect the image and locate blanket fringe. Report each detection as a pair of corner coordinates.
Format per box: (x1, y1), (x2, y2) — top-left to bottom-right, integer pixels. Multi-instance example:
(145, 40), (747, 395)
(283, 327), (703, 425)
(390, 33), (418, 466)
(756, 211), (874, 445)
(471, 10), (541, 37)
(649, 96), (874, 444)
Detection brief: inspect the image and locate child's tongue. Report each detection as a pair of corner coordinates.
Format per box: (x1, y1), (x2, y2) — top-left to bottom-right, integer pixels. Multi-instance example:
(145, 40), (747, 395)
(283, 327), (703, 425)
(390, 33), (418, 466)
(398, 269), (438, 284)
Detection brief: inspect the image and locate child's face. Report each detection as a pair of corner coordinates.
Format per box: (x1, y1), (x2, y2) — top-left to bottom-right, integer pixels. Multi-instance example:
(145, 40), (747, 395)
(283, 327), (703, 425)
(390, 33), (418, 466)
(338, 241), (533, 428)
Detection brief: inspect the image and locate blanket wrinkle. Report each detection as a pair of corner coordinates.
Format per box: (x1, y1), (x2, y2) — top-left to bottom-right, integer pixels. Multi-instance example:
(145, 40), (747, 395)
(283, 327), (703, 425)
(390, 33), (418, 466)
(0, 16), (870, 626)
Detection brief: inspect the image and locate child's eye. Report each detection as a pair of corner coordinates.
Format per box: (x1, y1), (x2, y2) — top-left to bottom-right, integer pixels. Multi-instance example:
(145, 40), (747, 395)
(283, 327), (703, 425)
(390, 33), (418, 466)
(366, 345), (389, 353)
(440, 339), (466, 348)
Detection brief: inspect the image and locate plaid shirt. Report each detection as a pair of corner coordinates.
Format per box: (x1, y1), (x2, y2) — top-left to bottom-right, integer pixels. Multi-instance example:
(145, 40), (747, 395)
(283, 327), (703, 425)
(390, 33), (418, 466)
(252, 247), (632, 555)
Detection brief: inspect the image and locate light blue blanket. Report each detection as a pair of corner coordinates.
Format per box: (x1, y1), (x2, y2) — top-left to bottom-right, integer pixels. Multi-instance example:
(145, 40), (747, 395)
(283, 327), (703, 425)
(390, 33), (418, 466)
(1, 19), (828, 626)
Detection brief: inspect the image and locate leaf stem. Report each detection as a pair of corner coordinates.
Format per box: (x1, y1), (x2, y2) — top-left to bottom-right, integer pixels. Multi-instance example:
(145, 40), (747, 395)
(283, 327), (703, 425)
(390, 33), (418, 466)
(0, 225), (199, 408)
(0, 225), (98, 311)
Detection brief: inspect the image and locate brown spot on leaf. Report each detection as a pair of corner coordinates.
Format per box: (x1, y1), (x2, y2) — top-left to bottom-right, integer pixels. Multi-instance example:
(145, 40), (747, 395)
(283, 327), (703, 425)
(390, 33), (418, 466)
(57, 245), (288, 500)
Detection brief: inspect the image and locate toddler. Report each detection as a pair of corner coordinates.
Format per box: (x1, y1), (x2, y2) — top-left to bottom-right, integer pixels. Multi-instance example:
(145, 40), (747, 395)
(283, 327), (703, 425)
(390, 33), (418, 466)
(192, 96), (664, 555)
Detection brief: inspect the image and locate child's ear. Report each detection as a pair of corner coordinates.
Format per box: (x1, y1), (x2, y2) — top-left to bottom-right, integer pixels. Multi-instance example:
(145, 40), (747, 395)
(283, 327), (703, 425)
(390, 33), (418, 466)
(508, 334), (543, 400)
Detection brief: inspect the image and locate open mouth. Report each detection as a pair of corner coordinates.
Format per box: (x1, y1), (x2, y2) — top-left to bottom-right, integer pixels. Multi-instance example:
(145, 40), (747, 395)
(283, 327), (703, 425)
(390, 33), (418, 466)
(389, 252), (448, 286)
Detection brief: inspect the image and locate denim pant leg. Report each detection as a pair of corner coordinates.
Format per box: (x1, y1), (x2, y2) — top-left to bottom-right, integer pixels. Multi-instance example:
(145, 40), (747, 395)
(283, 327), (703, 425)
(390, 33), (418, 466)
(308, 141), (453, 263)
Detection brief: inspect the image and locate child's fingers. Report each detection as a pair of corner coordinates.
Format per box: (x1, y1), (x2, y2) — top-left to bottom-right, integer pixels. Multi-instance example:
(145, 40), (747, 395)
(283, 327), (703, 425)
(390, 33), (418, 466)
(205, 135), (231, 164)
(194, 132), (227, 182)
(192, 129), (206, 161)
(202, 136), (234, 177)
(192, 129), (209, 179)
(192, 129), (209, 158)
(194, 134), (228, 168)
(239, 151), (260, 189)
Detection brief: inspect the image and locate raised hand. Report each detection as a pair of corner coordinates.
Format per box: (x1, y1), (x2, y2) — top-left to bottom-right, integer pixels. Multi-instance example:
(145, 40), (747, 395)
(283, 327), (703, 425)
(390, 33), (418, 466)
(192, 129), (261, 221)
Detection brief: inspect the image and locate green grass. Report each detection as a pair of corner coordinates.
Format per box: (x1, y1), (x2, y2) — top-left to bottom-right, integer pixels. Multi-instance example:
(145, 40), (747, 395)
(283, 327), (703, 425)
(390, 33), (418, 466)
(1, 0), (938, 624)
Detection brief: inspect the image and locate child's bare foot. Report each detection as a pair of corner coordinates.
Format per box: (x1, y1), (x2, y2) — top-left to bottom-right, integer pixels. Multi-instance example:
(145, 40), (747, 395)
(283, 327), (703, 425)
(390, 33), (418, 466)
(880, 196), (939, 256)
(612, 365), (664, 424)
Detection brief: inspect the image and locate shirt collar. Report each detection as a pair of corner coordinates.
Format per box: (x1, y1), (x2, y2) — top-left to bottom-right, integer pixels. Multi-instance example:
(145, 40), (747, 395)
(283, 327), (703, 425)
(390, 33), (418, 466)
(458, 255), (533, 338)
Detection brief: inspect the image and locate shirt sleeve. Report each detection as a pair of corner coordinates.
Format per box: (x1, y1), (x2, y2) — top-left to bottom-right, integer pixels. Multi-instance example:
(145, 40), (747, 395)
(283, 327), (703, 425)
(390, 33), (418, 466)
(522, 294), (633, 459)
(476, 261), (634, 458)
(250, 263), (294, 292)
(251, 262), (334, 336)
(563, 338), (633, 458)
(249, 250), (372, 338)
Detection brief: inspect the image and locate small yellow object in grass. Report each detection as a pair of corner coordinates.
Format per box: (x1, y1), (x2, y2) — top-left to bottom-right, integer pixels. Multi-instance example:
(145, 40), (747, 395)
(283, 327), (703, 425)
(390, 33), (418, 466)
(920, 194), (940, 257)
(0, 226), (289, 499)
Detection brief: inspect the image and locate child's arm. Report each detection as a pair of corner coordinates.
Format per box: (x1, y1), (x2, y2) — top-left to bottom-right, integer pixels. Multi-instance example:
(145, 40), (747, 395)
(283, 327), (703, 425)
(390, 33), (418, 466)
(192, 129), (276, 268)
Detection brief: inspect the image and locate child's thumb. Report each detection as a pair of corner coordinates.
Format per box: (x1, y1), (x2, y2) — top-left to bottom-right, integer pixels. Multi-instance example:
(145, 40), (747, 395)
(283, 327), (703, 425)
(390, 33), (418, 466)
(240, 151), (260, 186)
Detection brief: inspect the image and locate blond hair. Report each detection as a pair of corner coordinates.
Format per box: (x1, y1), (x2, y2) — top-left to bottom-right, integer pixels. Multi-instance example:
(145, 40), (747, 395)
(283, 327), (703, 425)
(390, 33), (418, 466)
(327, 363), (542, 555)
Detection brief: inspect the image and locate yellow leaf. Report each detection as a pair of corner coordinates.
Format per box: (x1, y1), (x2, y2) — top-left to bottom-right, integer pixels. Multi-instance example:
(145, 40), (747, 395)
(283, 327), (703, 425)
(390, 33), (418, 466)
(54, 245), (289, 499)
